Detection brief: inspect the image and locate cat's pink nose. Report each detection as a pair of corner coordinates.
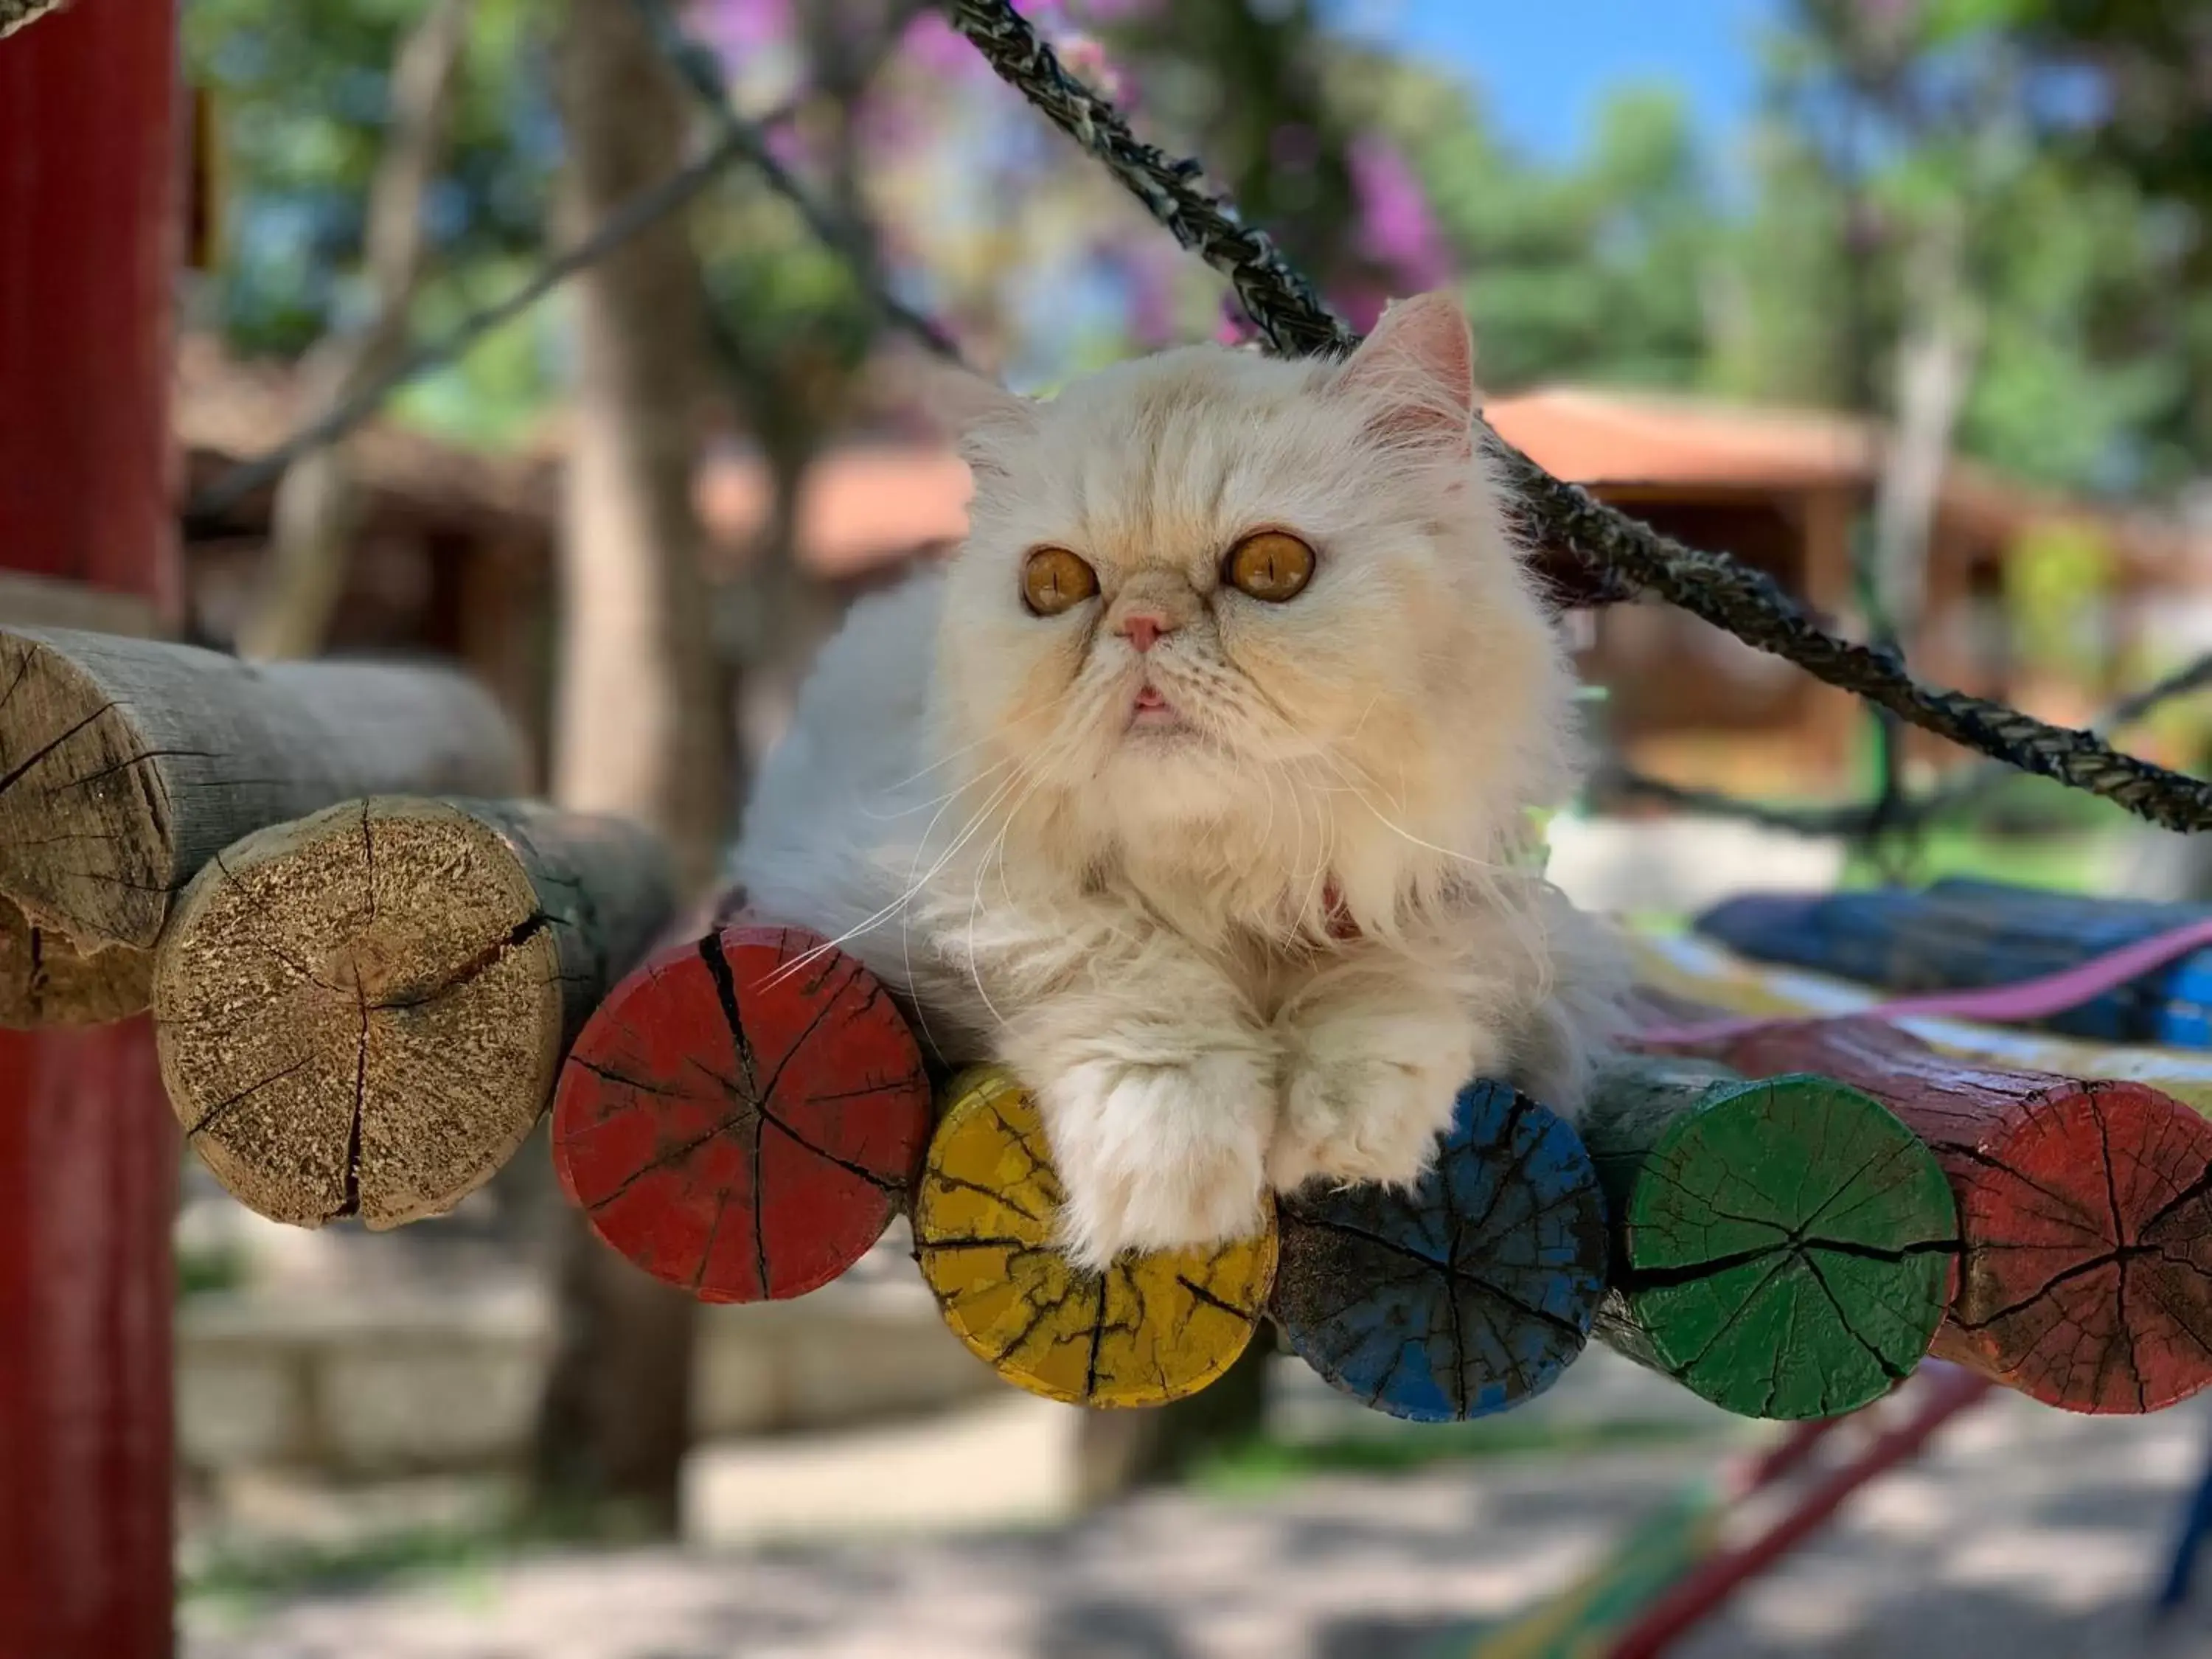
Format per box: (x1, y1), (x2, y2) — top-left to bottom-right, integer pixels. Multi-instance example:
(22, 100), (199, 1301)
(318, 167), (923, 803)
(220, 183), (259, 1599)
(1119, 612), (1175, 653)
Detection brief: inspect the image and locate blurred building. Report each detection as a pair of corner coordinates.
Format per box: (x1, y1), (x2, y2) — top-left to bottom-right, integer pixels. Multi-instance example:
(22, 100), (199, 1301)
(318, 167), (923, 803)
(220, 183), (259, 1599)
(174, 340), (970, 781)
(1498, 387), (2201, 796)
(178, 335), (561, 779)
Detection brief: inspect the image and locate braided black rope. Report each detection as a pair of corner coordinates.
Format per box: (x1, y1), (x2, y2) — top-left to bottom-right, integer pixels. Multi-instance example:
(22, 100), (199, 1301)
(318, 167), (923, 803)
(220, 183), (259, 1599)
(1605, 646), (2212, 837)
(630, 0), (961, 361)
(945, 0), (1348, 360)
(941, 0), (2212, 832)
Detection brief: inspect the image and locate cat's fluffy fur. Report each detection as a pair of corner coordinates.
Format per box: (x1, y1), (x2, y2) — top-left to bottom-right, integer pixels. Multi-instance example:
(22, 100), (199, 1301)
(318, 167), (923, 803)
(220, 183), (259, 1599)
(734, 291), (1622, 1269)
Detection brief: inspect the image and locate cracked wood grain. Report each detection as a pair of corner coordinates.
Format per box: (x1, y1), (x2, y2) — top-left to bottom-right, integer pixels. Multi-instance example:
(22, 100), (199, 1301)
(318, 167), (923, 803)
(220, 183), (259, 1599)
(552, 916), (932, 1301)
(153, 796), (671, 1228)
(1270, 1079), (1608, 1422)
(1582, 1051), (1957, 1420)
(0, 626), (523, 1026)
(1642, 1004), (2212, 1413)
(914, 1065), (1278, 1409)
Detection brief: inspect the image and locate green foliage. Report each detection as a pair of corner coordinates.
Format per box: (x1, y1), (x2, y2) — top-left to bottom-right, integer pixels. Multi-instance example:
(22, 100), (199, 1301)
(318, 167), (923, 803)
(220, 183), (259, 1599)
(184, 0), (560, 431)
(1732, 0), (2212, 495)
(1360, 65), (1717, 392)
(2006, 518), (2115, 675)
(1192, 1415), (1724, 1498)
(176, 1241), (248, 1300)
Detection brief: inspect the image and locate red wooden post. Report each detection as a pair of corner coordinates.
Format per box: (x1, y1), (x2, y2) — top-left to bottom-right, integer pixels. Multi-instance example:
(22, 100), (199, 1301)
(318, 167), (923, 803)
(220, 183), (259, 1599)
(0, 4), (183, 1655)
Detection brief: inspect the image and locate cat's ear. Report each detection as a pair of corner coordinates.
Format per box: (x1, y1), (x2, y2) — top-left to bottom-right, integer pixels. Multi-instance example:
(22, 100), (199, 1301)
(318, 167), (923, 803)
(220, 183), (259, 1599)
(1330, 290), (1476, 458)
(884, 350), (1037, 476)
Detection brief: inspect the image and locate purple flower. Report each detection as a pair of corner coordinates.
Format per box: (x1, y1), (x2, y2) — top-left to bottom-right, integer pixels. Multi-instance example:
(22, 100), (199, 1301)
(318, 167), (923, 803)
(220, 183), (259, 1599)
(1116, 243), (1181, 347)
(1346, 133), (1453, 295)
(701, 0), (790, 52)
(1214, 293), (1259, 346)
(900, 10), (987, 76)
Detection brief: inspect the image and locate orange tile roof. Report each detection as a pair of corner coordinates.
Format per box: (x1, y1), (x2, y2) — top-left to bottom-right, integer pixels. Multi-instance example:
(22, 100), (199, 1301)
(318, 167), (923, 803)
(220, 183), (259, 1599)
(1485, 386), (2192, 579)
(695, 442), (973, 579)
(1485, 386), (1878, 492)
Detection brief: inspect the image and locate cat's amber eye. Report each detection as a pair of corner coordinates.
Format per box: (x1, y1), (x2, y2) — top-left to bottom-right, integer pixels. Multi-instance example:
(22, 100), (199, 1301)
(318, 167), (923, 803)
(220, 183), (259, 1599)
(1223, 530), (1315, 603)
(1020, 546), (1099, 616)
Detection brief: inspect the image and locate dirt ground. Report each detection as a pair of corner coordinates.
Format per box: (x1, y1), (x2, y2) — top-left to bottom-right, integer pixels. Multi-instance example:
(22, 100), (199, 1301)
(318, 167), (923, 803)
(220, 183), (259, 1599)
(184, 1357), (2212, 1659)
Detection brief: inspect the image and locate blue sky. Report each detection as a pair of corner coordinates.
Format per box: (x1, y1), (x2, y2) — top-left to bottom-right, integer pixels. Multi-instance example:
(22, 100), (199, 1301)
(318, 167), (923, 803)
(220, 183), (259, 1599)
(1350, 0), (1778, 164)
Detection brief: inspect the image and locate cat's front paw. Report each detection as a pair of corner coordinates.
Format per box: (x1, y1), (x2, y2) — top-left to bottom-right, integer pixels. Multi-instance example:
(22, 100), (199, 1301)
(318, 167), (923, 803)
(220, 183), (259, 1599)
(1037, 1052), (1274, 1272)
(1267, 1021), (1475, 1194)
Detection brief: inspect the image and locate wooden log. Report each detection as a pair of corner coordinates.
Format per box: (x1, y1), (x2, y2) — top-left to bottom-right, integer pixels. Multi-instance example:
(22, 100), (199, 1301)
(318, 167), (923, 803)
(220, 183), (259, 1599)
(1581, 1051), (1957, 1419)
(0, 892), (152, 1026)
(153, 796), (671, 1228)
(1698, 882), (2212, 1047)
(914, 1065), (1279, 1409)
(0, 625), (523, 1026)
(1629, 927), (2212, 1117)
(552, 916), (933, 1301)
(1270, 1079), (1609, 1422)
(1641, 1006), (2212, 1413)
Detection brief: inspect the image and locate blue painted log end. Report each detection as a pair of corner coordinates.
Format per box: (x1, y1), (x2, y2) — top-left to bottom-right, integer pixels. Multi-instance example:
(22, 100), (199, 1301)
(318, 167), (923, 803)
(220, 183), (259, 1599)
(1270, 1079), (1609, 1423)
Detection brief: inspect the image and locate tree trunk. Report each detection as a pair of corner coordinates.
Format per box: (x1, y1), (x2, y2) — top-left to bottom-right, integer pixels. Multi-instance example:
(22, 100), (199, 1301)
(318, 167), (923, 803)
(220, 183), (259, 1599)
(235, 0), (473, 662)
(529, 0), (727, 1537)
(1075, 1339), (1274, 1505)
(1871, 210), (1981, 656)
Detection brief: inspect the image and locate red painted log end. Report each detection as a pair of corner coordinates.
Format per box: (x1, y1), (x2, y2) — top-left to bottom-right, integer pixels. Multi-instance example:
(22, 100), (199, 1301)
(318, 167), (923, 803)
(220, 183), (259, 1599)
(552, 922), (932, 1303)
(1930, 1077), (2212, 1414)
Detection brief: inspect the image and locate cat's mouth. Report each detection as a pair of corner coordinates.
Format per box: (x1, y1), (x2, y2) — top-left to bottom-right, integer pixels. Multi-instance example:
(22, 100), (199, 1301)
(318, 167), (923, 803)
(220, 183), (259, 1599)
(1127, 683), (1191, 735)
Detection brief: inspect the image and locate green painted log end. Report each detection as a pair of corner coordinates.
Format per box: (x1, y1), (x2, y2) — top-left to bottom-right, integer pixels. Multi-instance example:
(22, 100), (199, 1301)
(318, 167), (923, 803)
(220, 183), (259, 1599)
(1585, 1054), (1958, 1420)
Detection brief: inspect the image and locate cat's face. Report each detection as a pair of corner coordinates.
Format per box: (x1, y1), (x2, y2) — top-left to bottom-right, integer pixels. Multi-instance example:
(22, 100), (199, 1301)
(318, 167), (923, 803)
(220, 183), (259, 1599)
(928, 293), (1576, 900)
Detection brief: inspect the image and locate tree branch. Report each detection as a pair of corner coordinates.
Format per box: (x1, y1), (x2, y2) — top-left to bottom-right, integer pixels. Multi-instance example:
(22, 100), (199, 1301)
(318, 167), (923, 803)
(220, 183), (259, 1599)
(182, 87), (821, 530)
(235, 0), (476, 661)
(627, 0), (960, 360)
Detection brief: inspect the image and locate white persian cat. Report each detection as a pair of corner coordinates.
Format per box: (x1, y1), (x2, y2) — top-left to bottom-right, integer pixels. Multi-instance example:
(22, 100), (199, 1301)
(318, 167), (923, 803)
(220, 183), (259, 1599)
(734, 291), (1621, 1270)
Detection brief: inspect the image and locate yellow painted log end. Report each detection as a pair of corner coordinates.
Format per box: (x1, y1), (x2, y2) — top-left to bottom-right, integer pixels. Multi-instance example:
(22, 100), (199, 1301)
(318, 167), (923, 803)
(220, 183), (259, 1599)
(914, 1065), (1277, 1408)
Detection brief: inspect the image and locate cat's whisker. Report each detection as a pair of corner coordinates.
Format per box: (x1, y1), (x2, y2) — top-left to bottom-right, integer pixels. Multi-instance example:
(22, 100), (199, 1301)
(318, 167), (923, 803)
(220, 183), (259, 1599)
(871, 727), (1006, 796)
(975, 724), (1085, 974)
(1312, 750), (1510, 877)
(1326, 738), (1414, 818)
(759, 760), (1042, 990)
(858, 752), (1018, 823)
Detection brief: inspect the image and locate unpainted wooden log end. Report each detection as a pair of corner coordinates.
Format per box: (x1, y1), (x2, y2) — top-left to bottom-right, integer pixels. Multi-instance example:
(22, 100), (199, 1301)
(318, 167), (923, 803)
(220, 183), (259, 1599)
(153, 796), (568, 1229)
(0, 0), (68, 41)
(0, 893), (153, 1028)
(0, 627), (175, 952)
